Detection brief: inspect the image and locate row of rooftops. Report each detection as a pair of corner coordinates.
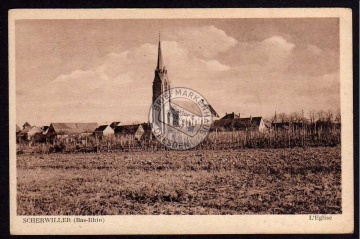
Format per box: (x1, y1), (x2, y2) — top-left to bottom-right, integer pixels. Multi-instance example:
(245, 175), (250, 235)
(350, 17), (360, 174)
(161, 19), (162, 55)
(17, 112), (265, 137)
(16, 121), (153, 137)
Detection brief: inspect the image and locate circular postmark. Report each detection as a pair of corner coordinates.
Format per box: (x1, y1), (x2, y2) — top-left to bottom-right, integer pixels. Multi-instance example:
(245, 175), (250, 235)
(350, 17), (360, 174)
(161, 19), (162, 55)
(149, 87), (213, 150)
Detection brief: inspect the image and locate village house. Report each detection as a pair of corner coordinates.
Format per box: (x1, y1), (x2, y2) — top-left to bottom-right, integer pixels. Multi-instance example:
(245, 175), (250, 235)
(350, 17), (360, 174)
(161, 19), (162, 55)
(114, 124), (140, 139)
(94, 125), (115, 138)
(22, 122), (31, 130)
(29, 126), (48, 143)
(17, 124), (48, 143)
(17, 129), (29, 142)
(135, 123), (152, 140)
(41, 126), (49, 135)
(27, 126), (43, 139)
(16, 122), (32, 142)
(213, 112), (266, 132)
(46, 123), (98, 142)
(115, 122), (152, 141)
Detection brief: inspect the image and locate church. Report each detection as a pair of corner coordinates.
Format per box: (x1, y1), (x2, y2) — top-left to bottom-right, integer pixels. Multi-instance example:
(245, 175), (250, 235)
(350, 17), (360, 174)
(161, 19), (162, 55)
(151, 35), (179, 133)
(151, 35), (219, 134)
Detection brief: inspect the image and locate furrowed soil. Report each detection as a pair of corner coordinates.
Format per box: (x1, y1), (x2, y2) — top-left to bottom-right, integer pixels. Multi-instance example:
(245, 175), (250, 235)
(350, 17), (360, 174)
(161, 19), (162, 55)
(17, 147), (341, 215)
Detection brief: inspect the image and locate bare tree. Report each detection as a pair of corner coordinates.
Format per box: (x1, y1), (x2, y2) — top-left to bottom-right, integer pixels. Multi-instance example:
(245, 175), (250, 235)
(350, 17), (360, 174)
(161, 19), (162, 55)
(266, 112), (277, 123)
(335, 109), (341, 123)
(278, 112), (288, 123)
(300, 110), (308, 124)
(288, 112), (295, 123)
(317, 110), (325, 122)
(289, 112), (303, 123)
(325, 109), (334, 123)
(308, 110), (316, 124)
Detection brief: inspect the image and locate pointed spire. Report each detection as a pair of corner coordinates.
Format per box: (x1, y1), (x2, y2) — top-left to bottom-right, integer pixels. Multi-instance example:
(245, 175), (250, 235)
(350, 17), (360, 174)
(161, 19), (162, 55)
(157, 32), (164, 70)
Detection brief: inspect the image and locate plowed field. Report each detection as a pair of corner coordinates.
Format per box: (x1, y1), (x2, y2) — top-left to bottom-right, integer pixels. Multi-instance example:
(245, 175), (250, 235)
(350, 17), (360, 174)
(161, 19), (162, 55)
(17, 147), (341, 215)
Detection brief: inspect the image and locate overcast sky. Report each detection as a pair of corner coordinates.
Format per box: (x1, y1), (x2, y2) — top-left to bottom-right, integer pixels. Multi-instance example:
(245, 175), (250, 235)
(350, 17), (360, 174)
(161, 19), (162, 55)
(15, 18), (339, 126)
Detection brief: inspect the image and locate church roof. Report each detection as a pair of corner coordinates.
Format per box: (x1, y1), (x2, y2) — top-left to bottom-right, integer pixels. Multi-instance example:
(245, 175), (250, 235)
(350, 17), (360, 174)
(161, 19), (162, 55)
(207, 105), (219, 117)
(157, 35), (164, 70)
(171, 99), (219, 118)
(171, 99), (202, 116)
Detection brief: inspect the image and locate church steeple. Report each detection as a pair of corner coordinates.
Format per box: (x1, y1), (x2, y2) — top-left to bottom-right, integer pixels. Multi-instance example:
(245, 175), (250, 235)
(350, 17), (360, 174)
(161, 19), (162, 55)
(153, 33), (169, 105)
(157, 33), (164, 70)
(152, 33), (176, 133)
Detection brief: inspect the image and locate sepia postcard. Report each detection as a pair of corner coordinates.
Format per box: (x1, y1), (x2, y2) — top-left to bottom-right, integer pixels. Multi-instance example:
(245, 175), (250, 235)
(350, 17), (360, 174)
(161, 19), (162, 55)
(9, 8), (354, 235)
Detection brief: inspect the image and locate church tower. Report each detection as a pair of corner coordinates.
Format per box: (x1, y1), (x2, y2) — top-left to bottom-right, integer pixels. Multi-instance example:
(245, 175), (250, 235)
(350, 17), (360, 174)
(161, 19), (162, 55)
(152, 34), (171, 132)
(152, 35), (170, 104)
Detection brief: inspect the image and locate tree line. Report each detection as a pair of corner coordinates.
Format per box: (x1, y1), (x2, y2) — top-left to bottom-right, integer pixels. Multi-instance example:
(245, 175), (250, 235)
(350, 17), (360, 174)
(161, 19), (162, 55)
(265, 109), (341, 124)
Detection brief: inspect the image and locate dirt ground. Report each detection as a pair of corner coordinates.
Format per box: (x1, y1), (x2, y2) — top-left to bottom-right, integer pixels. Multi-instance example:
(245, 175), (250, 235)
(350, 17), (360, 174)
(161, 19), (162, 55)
(17, 147), (341, 215)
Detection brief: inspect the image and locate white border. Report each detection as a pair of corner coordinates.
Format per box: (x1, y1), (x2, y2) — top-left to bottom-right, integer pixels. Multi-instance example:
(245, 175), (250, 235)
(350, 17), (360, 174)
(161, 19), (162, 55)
(9, 8), (354, 235)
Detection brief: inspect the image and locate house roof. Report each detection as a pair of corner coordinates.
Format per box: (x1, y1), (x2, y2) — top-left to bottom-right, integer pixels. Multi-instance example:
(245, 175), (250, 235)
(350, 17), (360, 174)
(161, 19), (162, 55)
(110, 122), (122, 129)
(18, 127), (31, 135)
(221, 112), (240, 120)
(41, 126), (49, 132)
(115, 123), (152, 135)
(28, 126), (43, 135)
(95, 125), (110, 132)
(114, 124), (140, 135)
(50, 123), (98, 135)
(23, 122), (31, 128)
(247, 117), (262, 126)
